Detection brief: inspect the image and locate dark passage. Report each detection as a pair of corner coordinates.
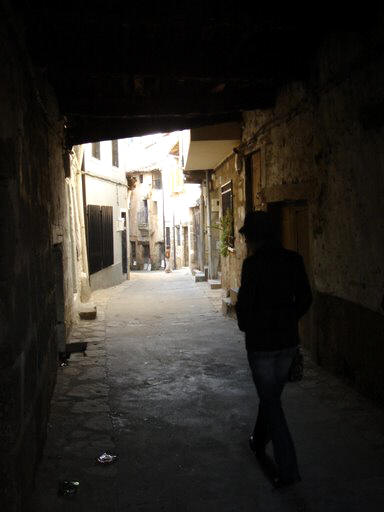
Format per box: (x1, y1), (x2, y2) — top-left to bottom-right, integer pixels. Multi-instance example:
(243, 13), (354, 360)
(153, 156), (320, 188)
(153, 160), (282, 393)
(1, 3), (384, 511)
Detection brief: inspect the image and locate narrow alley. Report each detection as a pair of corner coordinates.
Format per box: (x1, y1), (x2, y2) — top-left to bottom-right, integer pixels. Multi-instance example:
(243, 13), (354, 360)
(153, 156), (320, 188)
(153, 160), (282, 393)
(31, 271), (384, 512)
(2, 5), (384, 510)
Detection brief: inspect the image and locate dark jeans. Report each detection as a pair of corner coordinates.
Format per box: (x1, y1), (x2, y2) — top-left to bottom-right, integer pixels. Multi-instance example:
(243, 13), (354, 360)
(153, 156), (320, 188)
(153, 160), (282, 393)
(247, 346), (300, 481)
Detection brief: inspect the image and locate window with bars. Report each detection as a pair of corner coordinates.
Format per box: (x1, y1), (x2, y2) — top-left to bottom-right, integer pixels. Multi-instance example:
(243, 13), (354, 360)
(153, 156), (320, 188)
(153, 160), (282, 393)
(111, 140), (119, 167)
(92, 142), (100, 159)
(221, 181), (234, 248)
(86, 205), (114, 274)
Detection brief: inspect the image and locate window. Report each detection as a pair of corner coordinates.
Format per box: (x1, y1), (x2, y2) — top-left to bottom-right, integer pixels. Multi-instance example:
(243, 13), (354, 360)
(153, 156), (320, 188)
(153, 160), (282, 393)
(130, 241), (136, 260)
(137, 200), (148, 225)
(92, 142), (100, 159)
(176, 225), (181, 246)
(221, 181), (234, 247)
(139, 174), (143, 183)
(111, 140), (119, 167)
(165, 226), (171, 247)
(152, 174), (162, 189)
(143, 243), (150, 260)
(87, 205), (114, 274)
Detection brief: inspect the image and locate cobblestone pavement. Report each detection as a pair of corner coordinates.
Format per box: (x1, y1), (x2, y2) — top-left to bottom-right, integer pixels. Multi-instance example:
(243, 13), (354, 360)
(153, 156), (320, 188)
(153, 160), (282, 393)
(30, 270), (384, 511)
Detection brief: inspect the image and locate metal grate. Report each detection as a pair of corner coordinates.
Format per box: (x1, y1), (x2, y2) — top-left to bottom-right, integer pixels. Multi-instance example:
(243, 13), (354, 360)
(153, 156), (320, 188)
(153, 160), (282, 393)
(221, 181), (234, 247)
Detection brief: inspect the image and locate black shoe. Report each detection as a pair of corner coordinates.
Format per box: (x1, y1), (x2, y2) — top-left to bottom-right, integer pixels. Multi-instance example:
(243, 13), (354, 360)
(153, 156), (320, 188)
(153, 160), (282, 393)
(249, 435), (266, 458)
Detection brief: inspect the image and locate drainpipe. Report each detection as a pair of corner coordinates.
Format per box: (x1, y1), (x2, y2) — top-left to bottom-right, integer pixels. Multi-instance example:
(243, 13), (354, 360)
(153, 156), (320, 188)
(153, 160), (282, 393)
(77, 155), (91, 302)
(205, 170), (214, 280)
(162, 172), (166, 260)
(199, 184), (205, 271)
(173, 208), (177, 270)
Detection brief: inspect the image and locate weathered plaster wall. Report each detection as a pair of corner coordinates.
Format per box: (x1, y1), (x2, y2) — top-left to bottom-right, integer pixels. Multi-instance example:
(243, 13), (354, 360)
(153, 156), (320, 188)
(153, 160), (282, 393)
(242, 32), (384, 402)
(212, 154), (247, 292)
(0, 15), (71, 510)
(83, 142), (130, 288)
(68, 145), (92, 304)
(85, 176), (126, 264)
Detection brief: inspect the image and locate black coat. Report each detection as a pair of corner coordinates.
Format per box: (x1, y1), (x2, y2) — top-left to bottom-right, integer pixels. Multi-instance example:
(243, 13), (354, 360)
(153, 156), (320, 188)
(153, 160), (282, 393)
(236, 242), (312, 351)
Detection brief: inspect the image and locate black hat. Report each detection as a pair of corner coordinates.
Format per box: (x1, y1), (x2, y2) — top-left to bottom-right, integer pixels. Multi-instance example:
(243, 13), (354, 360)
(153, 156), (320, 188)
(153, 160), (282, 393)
(239, 211), (275, 241)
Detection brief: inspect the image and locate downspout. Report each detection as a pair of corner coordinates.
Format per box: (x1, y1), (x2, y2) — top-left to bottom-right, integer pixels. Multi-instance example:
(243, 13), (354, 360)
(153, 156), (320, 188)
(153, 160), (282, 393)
(199, 184), (205, 271)
(162, 172), (166, 259)
(77, 152), (91, 302)
(173, 208), (177, 270)
(126, 186), (132, 280)
(205, 170), (214, 280)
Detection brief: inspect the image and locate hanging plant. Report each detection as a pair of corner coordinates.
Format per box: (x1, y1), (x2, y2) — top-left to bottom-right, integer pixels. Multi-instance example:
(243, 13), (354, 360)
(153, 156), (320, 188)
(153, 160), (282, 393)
(219, 209), (233, 257)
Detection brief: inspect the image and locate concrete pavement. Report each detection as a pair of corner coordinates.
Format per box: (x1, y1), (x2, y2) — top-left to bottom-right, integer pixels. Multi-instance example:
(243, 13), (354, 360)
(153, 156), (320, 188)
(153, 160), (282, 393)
(31, 270), (384, 511)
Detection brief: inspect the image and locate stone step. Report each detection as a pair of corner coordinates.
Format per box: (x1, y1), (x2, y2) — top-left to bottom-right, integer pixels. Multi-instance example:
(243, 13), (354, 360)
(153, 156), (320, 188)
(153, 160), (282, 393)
(65, 341), (88, 354)
(222, 297), (237, 319)
(208, 279), (221, 290)
(78, 303), (97, 320)
(229, 287), (239, 305)
(194, 271), (207, 283)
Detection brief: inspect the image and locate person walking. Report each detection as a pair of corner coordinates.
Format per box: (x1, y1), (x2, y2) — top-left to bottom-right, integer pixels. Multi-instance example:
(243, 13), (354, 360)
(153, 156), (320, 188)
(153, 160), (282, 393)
(236, 211), (312, 488)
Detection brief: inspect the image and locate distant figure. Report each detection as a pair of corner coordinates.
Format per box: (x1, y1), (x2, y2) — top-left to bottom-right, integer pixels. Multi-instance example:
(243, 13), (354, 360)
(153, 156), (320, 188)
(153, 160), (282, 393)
(164, 246), (172, 273)
(236, 211), (312, 488)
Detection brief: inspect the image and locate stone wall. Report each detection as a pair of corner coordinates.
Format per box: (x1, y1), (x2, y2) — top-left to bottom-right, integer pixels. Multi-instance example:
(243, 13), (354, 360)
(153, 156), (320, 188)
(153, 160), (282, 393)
(0, 13), (71, 510)
(241, 32), (384, 402)
(211, 154), (247, 292)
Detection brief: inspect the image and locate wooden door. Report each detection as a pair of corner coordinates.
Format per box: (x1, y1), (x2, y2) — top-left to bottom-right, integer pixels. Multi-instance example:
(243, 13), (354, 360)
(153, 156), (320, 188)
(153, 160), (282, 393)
(268, 201), (312, 348)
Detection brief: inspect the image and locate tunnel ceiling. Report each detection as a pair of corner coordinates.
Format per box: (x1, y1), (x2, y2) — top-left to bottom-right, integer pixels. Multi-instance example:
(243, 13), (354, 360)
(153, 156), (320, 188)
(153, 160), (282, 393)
(15, 1), (378, 146)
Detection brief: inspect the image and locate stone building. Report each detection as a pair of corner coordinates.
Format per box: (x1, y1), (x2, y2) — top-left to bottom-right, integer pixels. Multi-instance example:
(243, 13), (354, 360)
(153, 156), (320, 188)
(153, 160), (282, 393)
(82, 141), (130, 289)
(127, 133), (200, 272)
(185, 34), (384, 404)
(183, 123), (242, 283)
(128, 169), (165, 270)
(236, 36), (384, 403)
